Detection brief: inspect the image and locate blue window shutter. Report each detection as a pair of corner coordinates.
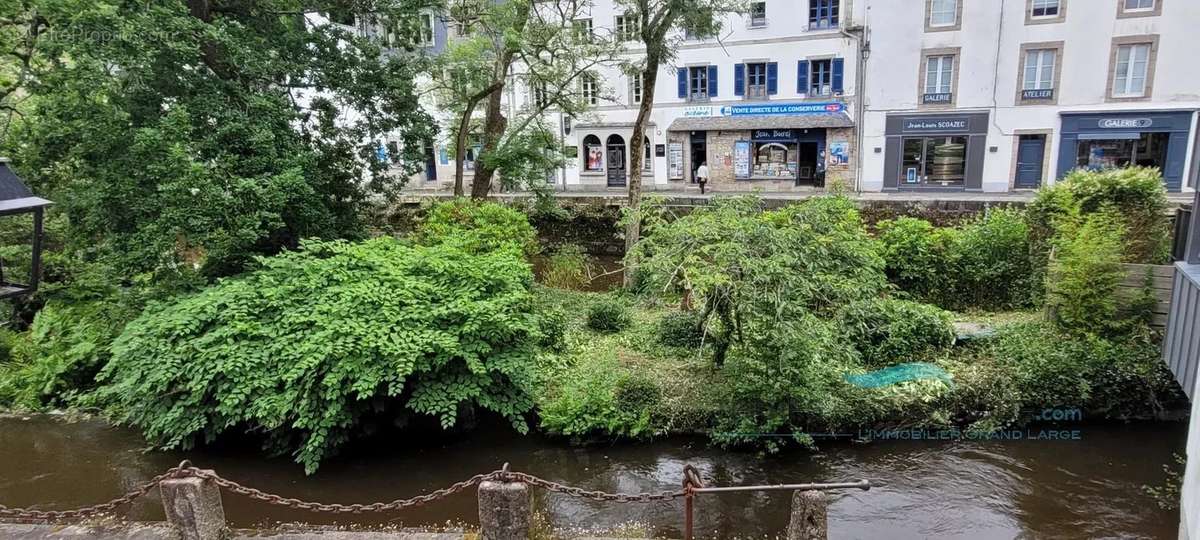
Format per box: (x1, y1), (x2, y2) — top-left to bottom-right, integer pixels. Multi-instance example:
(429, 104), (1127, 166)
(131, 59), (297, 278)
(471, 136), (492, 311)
(832, 58), (845, 94)
(677, 68), (687, 98)
(734, 64), (745, 96)
(797, 60), (809, 94)
(707, 65), (718, 97)
(767, 62), (779, 95)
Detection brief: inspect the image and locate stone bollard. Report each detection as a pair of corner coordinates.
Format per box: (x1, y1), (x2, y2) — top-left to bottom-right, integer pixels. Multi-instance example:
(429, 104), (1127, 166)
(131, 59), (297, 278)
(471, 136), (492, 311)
(786, 490), (829, 540)
(160, 471), (229, 540)
(478, 480), (531, 540)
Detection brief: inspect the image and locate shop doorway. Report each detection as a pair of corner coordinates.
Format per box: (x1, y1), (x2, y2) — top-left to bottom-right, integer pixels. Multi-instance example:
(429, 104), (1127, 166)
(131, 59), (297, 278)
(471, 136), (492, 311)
(1014, 135), (1045, 189)
(899, 136), (968, 187)
(796, 142), (820, 185)
(423, 144), (438, 183)
(690, 132), (707, 183)
(606, 134), (626, 187)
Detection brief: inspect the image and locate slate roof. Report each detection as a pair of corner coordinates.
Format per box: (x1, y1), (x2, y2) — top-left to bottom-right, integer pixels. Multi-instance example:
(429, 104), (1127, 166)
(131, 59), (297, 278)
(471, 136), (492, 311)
(0, 159), (52, 213)
(667, 112), (855, 132)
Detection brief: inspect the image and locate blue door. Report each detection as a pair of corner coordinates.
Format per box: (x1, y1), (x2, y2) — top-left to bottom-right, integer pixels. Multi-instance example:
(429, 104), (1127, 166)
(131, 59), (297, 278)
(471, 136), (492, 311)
(1015, 135), (1045, 189)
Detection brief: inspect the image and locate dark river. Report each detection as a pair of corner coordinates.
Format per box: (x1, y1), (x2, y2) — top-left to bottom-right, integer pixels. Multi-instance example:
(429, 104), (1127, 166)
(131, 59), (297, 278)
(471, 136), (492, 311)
(0, 416), (1184, 539)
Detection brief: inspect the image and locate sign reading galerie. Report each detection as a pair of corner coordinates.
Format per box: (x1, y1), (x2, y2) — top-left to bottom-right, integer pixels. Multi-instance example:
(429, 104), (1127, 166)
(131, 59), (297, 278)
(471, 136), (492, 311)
(1098, 118), (1153, 129)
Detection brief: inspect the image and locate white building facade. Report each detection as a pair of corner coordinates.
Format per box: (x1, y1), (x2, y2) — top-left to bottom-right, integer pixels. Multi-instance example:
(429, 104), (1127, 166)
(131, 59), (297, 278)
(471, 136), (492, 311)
(862, 0), (1200, 193)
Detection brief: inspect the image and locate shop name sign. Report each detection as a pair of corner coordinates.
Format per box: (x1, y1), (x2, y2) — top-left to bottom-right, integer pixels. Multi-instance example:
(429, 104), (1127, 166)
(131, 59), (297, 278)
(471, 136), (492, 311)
(1098, 118), (1153, 129)
(903, 118), (969, 132)
(752, 129), (795, 141)
(720, 102), (845, 116)
(1021, 89), (1054, 100)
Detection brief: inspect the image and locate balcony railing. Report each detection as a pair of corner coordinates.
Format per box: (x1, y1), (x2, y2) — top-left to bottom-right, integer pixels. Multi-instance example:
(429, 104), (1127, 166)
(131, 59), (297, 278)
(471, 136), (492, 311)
(1164, 262), (1200, 399)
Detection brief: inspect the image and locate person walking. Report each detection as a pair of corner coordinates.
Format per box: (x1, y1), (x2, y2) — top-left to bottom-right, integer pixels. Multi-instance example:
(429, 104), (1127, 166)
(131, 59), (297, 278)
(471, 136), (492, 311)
(696, 161), (709, 194)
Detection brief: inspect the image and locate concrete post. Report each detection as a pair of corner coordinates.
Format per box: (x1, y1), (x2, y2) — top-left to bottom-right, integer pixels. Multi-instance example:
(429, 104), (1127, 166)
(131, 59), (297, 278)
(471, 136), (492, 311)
(478, 480), (531, 540)
(786, 490), (829, 540)
(160, 472), (228, 540)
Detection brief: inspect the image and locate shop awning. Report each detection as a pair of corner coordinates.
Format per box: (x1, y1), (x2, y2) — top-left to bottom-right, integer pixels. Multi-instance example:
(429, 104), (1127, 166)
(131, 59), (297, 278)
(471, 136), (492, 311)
(667, 112), (854, 132)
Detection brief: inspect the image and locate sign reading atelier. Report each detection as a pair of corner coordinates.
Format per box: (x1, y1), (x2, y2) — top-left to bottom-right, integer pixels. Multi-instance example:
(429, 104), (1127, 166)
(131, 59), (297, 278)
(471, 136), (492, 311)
(902, 117), (969, 132)
(1022, 89), (1054, 100)
(1098, 118), (1154, 129)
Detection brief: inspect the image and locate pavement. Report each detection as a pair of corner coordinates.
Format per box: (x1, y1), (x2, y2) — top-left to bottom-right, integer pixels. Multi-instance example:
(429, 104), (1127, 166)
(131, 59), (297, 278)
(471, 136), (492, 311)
(0, 524), (467, 539)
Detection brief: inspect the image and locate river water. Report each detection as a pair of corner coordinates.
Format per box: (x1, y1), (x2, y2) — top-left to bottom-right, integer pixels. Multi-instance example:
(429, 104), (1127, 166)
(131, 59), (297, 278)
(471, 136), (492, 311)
(0, 416), (1184, 539)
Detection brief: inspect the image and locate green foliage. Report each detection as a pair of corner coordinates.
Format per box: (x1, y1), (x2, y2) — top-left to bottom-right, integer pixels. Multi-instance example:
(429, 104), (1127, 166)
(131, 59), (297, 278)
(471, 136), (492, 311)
(837, 298), (955, 367)
(1032, 167), (1171, 265)
(877, 208), (1033, 310)
(587, 298), (632, 333)
(95, 237), (539, 473)
(536, 308), (569, 353)
(541, 245), (589, 290)
(656, 310), (707, 348)
(712, 315), (860, 451)
(416, 199), (539, 257)
(0, 296), (137, 409)
(1045, 211), (1128, 337)
(537, 352), (663, 439)
(6, 0), (437, 287)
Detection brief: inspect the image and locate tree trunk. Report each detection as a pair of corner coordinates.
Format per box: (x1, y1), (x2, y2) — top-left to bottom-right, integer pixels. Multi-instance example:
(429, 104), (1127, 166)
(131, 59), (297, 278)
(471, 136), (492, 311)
(623, 56), (660, 287)
(453, 104), (474, 197)
(470, 79), (509, 199)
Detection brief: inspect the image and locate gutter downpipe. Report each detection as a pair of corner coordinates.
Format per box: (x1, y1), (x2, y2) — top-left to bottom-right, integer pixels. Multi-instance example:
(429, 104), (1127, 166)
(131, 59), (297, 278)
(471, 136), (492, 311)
(840, 22), (868, 194)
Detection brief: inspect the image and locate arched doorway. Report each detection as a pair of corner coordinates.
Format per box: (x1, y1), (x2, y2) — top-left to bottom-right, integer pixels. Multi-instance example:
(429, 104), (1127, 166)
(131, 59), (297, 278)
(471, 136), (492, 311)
(606, 134), (626, 187)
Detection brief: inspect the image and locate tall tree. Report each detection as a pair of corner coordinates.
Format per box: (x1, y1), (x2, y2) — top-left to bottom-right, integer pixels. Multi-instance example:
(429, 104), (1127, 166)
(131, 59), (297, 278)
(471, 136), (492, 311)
(617, 0), (743, 285)
(429, 0), (619, 199)
(2, 0), (436, 285)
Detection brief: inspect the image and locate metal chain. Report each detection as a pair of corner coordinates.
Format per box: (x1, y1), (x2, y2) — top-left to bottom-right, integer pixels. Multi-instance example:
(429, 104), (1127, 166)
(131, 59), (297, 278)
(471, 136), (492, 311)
(0, 462), (689, 520)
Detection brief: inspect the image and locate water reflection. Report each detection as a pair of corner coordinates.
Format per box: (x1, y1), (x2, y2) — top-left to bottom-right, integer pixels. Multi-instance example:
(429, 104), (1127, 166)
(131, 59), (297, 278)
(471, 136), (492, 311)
(0, 416), (1183, 539)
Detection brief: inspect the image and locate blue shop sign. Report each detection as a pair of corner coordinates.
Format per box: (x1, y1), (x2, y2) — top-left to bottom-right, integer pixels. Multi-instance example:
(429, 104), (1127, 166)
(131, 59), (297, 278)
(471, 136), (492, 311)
(719, 102), (845, 117)
(902, 117), (970, 133)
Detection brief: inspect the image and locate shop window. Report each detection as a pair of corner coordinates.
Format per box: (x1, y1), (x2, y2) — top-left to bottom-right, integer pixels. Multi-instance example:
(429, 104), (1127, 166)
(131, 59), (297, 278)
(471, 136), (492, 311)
(808, 0), (839, 29)
(754, 142), (798, 179)
(900, 136), (967, 186)
(1031, 0), (1059, 17)
(749, 2), (767, 27)
(1023, 49), (1055, 90)
(616, 13), (639, 41)
(581, 73), (599, 105)
(928, 0), (958, 28)
(583, 135), (603, 171)
(1113, 43), (1151, 98)
(1076, 132), (1169, 171)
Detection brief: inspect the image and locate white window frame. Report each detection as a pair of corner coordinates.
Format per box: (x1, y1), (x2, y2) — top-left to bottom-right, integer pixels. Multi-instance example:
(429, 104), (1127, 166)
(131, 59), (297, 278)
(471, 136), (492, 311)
(1124, 0), (1155, 11)
(1113, 43), (1151, 97)
(419, 13), (436, 47)
(630, 74), (643, 105)
(616, 13), (639, 41)
(925, 55), (954, 94)
(1031, 0), (1060, 17)
(573, 18), (593, 41)
(582, 74), (599, 105)
(1023, 49), (1056, 90)
(929, 0), (958, 27)
(749, 1), (767, 28)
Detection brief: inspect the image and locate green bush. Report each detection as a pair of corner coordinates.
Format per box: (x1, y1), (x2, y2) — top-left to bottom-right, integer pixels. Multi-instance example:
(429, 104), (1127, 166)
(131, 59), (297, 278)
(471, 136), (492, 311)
(416, 198), (538, 257)
(541, 245), (589, 290)
(837, 298), (955, 367)
(877, 209), (1032, 310)
(538, 353), (663, 439)
(656, 310), (707, 348)
(96, 237), (539, 473)
(587, 299), (631, 333)
(1045, 211), (1127, 337)
(0, 297), (137, 409)
(536, 308), (569, 352)
(1032, 167), (1170, 265)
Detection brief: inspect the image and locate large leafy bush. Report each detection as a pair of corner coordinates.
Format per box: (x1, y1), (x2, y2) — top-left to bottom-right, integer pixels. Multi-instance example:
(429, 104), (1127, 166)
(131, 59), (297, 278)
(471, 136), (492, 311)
(1045, 211), (1128, 337)
(837, 298), (955, 367)
(538, 351), (664, 439)
(96, 237), (539, 472)
(877, 208), (1032, 310)
(416, 199), (538, 257)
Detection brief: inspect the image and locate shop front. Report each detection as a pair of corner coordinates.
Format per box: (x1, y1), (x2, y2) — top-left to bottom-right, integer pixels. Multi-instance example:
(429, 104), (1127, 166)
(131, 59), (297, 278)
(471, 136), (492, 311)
(883, 112), (989, 190)
(1058, 111), (1195, 191)
(665, 102), (855, 191)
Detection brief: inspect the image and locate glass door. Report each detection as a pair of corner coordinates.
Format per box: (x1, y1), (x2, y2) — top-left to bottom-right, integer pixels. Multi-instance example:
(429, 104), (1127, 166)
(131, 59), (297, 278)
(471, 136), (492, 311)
(899, 136), (967, 186)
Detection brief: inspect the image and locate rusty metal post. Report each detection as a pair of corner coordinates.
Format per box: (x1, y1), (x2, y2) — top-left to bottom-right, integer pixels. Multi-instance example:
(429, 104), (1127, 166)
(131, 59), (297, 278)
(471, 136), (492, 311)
(786, 490), (829, 540)
(681, 464), (703, 540)
(478, 464), (530, 540)
(160, 470), (228, 540)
